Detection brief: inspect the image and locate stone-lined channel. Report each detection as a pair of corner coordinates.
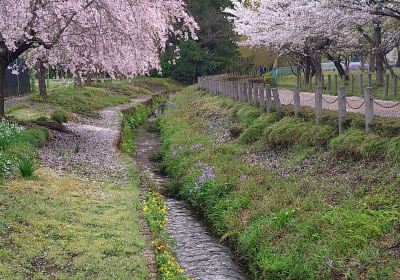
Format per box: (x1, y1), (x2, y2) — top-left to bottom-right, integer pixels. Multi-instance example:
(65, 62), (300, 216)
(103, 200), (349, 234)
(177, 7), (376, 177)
(135, 118), (247, 280)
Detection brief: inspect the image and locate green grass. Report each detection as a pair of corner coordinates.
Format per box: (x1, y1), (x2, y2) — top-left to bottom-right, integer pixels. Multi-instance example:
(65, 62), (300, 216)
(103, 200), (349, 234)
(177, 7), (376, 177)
(17, 157), (35, 178)
(0, 120), (50, 179)
(120, 94), (167, 155)
(0, 167), (149, 279)
(158, 85), (400, 279)
(51, 109), (69, 124)
(29, 78), (180, 118)
(7, 108), (46, 122)
(277, 70), (400, 101)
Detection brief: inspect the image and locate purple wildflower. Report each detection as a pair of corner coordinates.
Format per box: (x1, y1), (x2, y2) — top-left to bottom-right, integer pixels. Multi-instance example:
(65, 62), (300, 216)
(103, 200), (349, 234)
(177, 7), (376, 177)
(240, 174), (247, 181)
(327, 259), (333, 268)
(178, 146), (185, 152)
(171, 150), (177, 157)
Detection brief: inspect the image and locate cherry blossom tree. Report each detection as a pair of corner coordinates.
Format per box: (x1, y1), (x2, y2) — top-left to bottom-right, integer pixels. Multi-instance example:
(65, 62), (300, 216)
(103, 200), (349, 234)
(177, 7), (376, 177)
(0, 0), (197, 115)
(227, 0), (400, 85)
(226, 0), (364, 83)
(336, 0), (400, 21)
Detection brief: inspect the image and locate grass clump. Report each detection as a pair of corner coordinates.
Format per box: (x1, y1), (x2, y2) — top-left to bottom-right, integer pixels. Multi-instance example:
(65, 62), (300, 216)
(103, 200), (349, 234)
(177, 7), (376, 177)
(238, 114), (277, 144)
(17, 157), (35, 178)
(232, 102), (261, 125)
(265, 117), (335, 147)
(51, 109), (69, 124)
(21, 126), (51, 148)
(329, 129), (389, 159)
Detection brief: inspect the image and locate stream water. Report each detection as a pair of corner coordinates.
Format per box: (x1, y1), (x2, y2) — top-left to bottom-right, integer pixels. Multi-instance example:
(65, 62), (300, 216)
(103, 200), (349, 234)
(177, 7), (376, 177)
(135, 121), (247, 280)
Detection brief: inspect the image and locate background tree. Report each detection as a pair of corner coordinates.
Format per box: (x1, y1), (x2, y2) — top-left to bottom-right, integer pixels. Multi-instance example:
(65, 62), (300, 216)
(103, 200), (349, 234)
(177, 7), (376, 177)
(159, 0), (238, 83)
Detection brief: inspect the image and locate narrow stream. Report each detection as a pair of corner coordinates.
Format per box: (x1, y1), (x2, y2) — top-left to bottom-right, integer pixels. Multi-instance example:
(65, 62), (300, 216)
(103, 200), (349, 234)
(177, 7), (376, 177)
(135, 120), (247, 280)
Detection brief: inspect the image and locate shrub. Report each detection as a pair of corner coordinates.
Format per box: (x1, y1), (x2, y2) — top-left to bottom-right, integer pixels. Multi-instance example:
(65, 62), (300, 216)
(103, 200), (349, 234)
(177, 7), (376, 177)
(51, 110), (69, 124)
(22, 127), (51, 148)
(263, 73), (276, 86)
(0, 120), (24, 150)
(18, 157), (35, 178)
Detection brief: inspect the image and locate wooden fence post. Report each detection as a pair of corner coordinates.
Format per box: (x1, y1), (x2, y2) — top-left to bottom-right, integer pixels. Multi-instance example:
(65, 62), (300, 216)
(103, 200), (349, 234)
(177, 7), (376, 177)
(384, 74), (389, 98)
(315, 86), (323, 124)
(272, 88), (282, 119)
(338, 86), (347, 134)
(350, 74), (354, 96)
(245, 83), (250, 102)
(247, 83), (252, 103)
(240, 82), (244, 101)
(328, 75), (332, 95)
(365, 87), (373, 133)
(359, 73), (364, 96)
(334, 74), (338, 96)
(293, 88), (301, 118)
(258, 83), (263, 108)
(392, 75), (397, 97)
(265, 84), (272, 113)
(367, 72), (372, 87)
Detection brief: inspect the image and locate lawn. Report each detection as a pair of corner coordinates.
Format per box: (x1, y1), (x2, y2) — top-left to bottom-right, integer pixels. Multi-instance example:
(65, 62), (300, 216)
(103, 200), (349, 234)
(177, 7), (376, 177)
(0, 167), (149, 280)
(158, 86), (400, 279)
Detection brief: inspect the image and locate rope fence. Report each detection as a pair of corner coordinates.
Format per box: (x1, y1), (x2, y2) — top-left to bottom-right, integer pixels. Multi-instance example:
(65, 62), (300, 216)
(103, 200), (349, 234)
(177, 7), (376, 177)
(346, 100), (365, 110)
(198, 74), (399, 134)
(372, 100), (400, 109)
(322, 96), (339, 104)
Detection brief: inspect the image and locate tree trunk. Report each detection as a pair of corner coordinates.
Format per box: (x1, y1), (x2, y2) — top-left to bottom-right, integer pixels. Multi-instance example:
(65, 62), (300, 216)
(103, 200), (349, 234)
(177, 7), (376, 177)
(361, 55), (365, 73)
(37, 60), (47, 97)
(304, 56), (311, 84)
(334, 61), (349, 81)
(375, 25), (385, 86)
(396, 47), (400, 68)
(368, 52), (376, 73)
(74, 74), (82, 87)
(313, 52), (322, 85)
(0, 64), (6, 117)
(85, 73), (92, 86)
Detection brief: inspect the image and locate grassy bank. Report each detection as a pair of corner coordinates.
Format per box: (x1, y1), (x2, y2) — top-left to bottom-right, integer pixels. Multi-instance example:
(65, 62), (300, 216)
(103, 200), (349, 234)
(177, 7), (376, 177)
(159, 86), (400, 279)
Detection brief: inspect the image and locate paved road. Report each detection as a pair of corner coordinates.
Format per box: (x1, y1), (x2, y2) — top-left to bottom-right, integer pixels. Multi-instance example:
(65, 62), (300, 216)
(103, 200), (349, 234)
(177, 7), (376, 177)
(278, 88), (400, 118)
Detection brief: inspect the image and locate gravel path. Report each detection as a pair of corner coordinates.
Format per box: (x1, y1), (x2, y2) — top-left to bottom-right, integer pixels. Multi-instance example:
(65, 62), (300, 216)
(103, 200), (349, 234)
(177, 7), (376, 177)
(278, 88), (400, 118)
(39, 98), (148, 184)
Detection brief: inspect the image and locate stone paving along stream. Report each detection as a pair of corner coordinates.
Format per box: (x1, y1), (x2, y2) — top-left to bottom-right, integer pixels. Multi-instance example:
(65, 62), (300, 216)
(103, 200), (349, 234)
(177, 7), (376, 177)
(135, 121), (247, 280)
